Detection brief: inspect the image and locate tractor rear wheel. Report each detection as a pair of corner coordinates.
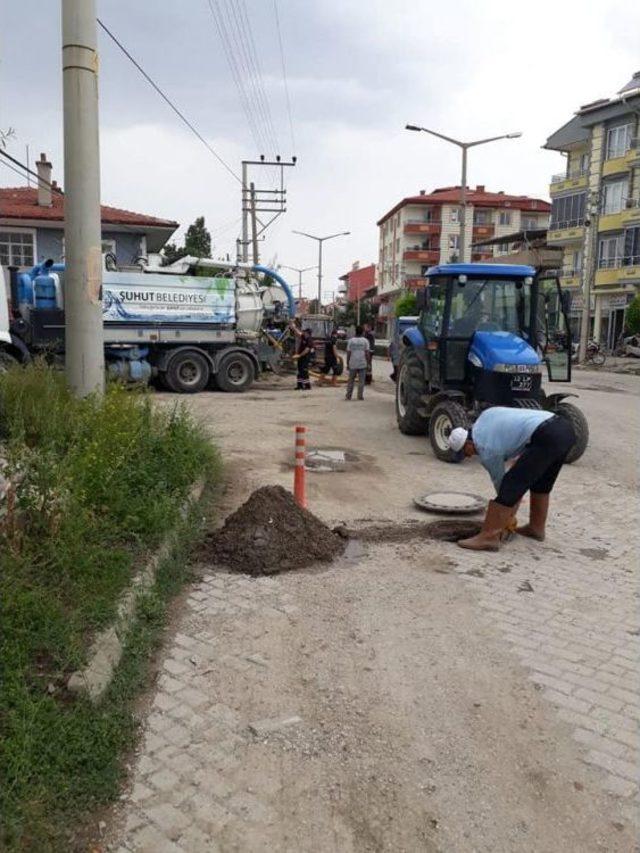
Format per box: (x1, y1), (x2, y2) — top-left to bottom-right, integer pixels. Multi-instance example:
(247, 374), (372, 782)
(556, 402), (589, 463)
(396, 349), (428, 435)
(429, 400), (468, 463)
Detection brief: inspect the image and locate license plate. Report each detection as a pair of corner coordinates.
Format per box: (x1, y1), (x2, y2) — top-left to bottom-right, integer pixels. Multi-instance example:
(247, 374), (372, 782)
(510, 374), (532, 392)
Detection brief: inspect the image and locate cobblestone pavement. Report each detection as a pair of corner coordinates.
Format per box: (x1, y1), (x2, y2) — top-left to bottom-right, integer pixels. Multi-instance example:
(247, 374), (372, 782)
(106, 367), (639, 851)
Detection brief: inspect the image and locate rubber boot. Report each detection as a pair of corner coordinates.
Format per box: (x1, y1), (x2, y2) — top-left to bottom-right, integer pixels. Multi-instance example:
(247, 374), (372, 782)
(516, 492), (549, 541)
(458, 500), (516, 552)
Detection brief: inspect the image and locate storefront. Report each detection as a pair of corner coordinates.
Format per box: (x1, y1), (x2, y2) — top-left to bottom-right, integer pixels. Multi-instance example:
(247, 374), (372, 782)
(595, 292), (636, 349)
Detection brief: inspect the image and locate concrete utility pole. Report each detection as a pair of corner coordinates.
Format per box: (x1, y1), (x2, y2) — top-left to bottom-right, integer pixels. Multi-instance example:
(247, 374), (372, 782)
(241, 161), (249, 263)
(292, 230), (350, 308)
(62, 0), (104, 396)
(249, 182), (259, 265)
(405, 125), (522, 263)
(578, 191), (600, 362)
(279, 264), (317, 299)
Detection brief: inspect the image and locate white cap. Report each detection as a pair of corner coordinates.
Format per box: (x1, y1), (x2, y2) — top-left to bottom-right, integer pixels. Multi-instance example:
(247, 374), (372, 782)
(447, 427), (469, 453)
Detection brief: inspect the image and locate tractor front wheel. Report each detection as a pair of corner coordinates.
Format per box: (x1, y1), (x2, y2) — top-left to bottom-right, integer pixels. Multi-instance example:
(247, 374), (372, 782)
(556, 402), (589, 463)
(396, 349), (428, 435)
(429, 400), (468, 463)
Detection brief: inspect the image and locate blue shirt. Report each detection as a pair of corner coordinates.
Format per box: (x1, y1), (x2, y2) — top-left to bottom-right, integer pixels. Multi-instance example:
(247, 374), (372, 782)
(471, 407), (554, 491)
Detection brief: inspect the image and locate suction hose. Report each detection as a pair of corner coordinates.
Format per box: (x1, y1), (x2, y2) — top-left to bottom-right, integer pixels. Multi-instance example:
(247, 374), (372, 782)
(252, 265), (296, 318)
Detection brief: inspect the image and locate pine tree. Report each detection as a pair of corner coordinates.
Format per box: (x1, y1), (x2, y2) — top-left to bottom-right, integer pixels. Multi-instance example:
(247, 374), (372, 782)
(184, 216), (212, 258)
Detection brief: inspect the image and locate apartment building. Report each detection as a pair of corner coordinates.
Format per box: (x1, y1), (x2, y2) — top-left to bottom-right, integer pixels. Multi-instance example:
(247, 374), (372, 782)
(544, 71), (640, 348)
(376, 186), (550, 302)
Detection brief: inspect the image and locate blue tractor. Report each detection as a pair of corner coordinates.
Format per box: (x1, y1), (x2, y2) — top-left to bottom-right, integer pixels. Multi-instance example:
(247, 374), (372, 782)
(395, 263), (588, 463)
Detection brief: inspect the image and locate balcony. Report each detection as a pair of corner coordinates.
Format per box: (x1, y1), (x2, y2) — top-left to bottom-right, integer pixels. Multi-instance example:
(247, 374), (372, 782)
(595, 260), (640, 287)
(598, 201), (640, 232)
(404, 221), (441, 235)
(559, 269), (582, 289)
(602, 153), (631, 178)
(472, 224), (495, 239)
(405, 277), (427, 289)
(547, 220), (585, 246)
(403, 249), (439, 264)
(549, 169), (588, 195)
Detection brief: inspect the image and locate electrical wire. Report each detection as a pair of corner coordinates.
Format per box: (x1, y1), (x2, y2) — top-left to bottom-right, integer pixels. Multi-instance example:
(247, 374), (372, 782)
(97, 18), (241, 184)
(0, 149), (64, 193)
(273, 0), (295, 154)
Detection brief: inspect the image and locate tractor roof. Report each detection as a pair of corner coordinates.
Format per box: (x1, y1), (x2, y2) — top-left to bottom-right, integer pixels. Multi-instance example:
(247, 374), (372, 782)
(425, 263), (536, 278)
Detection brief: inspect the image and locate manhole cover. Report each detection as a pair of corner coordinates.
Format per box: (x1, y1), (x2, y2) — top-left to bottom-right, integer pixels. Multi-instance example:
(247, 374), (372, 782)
(413, 491), (486, 515)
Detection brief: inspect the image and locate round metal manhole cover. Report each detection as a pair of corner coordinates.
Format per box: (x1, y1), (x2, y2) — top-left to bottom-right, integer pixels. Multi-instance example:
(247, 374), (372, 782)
(413, 491), (487, 515)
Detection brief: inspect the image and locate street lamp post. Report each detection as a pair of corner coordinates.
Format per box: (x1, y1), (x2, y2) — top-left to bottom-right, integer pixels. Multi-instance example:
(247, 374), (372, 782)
(279, 264), (317, 300)
(405, 125), (522, 263)
(292, 230), (350, 308)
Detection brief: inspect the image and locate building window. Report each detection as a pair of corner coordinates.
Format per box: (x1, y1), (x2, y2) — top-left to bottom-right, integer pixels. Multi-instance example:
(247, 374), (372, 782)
(598, 234), (624, 269)
(522, 217), (538, 229)
(497, 242), (511, 254)
(499, 211), (511, 226)
(450, 208), (460, 223)
(473, 210), (491, 225)
(448, 234), (460, 250)
(623, 227), (640, 266)
(602, 178), (629, 215)
(0, 230), (36, 267)
(580, 152), (589, 174)
(395, 237), (400, 253)
(606, 123), (633, 159)
(550, 192), (586, 229)
(571, 249), (583, 274)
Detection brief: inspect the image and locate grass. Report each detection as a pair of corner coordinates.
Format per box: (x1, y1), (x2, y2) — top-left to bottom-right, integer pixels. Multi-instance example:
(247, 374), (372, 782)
(0, 363), (219, 851)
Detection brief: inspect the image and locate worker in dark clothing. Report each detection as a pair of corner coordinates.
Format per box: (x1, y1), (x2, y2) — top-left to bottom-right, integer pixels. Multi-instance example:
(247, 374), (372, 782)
(447, 407), (575, 551)
(292, 326), (313, 390)
(319, 329), (340, 386)
(364, 323), (375, 384)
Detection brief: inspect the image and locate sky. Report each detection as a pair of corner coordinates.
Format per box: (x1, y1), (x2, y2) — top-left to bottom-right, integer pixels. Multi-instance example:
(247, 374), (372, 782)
(1, 0), (639, 300)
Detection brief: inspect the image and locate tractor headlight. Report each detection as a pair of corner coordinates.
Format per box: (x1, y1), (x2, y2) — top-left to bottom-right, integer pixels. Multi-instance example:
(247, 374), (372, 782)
(493, 363), (542, 374)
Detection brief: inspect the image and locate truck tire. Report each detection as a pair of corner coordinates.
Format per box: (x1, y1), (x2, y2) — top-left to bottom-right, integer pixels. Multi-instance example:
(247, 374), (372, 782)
(429, 400), (468, 463)
(165, 350), (210, 393)
(396, 349), (428, 435)
(0, 350), (19, 373)
(556, 401), (589, 464)
(216, 351), (254, 393)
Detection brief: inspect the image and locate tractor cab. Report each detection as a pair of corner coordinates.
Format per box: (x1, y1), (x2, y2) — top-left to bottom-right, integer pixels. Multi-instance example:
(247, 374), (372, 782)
(396, 263), (587, 463)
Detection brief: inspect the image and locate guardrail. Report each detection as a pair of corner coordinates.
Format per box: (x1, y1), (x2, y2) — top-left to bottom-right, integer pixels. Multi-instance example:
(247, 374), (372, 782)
(549, 218), (585, 230)
(551, 169), (588, 184)
(597, 255), (640, 270)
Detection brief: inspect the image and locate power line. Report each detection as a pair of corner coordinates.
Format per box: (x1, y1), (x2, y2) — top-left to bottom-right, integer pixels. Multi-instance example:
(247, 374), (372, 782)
(0, 157), (33, 184)
(273, 0), (296, 153)
(97, 18), (241, 184)
(0, 149), (64, 193)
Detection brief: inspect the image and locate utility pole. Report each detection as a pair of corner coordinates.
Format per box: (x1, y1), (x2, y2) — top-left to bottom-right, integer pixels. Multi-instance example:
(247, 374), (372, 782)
(405, 124), (522, 263)
(62, 0), (104, 396)
(240, 157), (296, 263)
(578, 191), (599, 362)
(249, 182), (259, 265)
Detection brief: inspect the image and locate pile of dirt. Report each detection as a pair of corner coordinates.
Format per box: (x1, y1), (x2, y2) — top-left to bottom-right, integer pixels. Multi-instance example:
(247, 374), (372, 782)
(203, 485), (346, 575)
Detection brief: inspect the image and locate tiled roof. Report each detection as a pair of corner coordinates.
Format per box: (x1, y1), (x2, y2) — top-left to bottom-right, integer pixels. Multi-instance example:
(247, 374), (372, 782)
(0, 186), (178, 228)
(377, 186), (551, 226)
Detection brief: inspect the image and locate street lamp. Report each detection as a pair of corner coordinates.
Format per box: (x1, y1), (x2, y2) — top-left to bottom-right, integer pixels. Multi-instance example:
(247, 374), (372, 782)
(292, 230), (350, 308)
(279, 264), (318, 300)
(405, 124), (522, 263)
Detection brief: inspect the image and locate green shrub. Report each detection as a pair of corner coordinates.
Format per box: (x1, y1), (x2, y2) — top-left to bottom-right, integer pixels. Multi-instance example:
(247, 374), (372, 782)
(394, 291), (418, 317)
(626, 294), (640, 335)
(0, 363), (217, 850)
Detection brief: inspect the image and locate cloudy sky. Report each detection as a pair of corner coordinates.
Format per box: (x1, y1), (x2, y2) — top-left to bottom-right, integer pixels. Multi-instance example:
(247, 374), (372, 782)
(1, 0), (639, 298)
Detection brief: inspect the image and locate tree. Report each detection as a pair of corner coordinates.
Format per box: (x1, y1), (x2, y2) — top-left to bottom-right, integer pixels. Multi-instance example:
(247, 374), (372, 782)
(626, 294), (640, 334)
(184, 216), (212, 258)
(162, 216), (212, 265)
(394, 291), (418, 317)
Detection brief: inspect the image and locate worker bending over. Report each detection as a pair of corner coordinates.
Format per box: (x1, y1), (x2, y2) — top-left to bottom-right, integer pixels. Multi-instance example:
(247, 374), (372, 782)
(447, 407), (575, 551)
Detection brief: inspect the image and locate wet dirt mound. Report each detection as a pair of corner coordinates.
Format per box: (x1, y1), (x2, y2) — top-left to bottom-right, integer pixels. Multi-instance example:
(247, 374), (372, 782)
(203, 485), (346, 575)
(337, 519), (481, 544)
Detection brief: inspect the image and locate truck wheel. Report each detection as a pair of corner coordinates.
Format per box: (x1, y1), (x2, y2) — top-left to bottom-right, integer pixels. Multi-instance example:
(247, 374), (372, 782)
(0, 351), (19, 373)
(396, 349), (428, 435)
(216, 352), (254, 393)
(165, 351), (210, 393)
(429, 400), (468, 463)
(556, 402), (589, 463)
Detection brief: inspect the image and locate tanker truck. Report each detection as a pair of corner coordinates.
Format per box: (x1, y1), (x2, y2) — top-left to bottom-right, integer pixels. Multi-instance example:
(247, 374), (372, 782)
(0, 255), (295, 393)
